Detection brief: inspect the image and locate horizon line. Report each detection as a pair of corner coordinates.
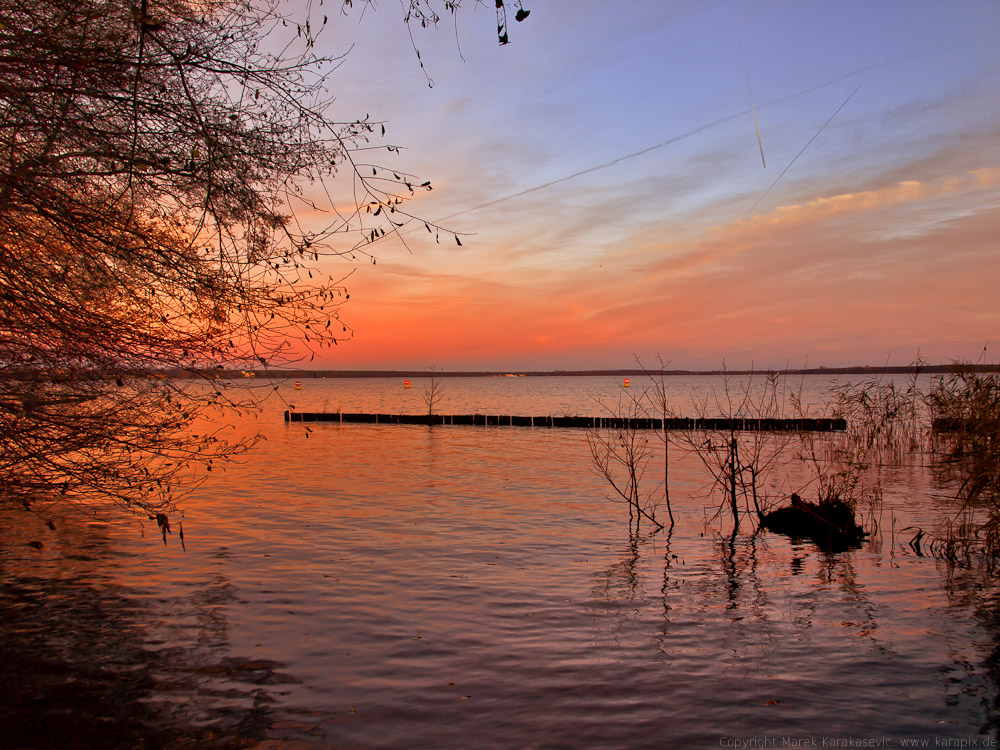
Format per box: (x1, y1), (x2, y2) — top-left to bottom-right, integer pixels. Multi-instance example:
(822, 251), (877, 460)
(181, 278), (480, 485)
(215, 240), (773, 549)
(222, 363), (1000, 378)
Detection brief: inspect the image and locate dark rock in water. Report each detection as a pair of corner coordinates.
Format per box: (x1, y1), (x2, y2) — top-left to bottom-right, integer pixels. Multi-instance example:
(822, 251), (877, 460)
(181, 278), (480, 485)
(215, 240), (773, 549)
(760, 494), (866, 551)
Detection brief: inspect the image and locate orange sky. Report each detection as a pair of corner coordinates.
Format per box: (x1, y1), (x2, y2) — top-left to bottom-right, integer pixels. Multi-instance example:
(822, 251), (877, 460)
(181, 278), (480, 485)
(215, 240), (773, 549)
(290, 1), (1000, 371)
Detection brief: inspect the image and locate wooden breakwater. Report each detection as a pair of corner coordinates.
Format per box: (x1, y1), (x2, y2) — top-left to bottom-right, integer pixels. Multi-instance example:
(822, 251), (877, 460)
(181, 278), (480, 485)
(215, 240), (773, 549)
(284, 412), (846, 431)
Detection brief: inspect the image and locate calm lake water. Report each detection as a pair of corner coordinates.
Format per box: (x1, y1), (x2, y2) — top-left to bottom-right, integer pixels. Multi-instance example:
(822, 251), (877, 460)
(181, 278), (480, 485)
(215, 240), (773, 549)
(2, 374), (999, 749)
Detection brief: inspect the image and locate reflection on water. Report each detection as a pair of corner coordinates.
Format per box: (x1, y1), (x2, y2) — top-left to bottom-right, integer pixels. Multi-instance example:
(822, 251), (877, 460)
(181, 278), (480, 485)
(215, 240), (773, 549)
(2, 376), (999, 748)
(0, 514), (314, 749)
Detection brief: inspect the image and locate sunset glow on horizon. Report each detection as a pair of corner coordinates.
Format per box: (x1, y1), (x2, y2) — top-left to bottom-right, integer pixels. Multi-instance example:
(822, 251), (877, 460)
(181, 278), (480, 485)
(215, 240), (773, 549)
(297, 1), (1000, 372)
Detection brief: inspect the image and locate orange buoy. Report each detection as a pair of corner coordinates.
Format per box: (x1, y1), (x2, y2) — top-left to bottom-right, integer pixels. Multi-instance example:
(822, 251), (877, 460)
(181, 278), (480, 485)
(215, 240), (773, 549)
(624, 378), (630, 387)
(294, 381), (301, 390)
(404, 380), (411, 388)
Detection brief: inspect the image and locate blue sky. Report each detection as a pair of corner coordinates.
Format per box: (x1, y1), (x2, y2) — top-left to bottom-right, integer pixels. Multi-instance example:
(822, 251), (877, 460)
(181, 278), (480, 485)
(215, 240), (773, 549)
(291, 0), (1000, 371)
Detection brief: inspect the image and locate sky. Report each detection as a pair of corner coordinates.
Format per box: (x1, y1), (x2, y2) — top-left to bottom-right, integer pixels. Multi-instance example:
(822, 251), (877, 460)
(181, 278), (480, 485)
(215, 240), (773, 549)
(290, 0), (1000, 372)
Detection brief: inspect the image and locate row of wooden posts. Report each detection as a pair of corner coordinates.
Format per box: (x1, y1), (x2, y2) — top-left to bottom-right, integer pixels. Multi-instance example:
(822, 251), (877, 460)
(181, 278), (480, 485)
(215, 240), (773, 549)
(284, 411), (847, 431)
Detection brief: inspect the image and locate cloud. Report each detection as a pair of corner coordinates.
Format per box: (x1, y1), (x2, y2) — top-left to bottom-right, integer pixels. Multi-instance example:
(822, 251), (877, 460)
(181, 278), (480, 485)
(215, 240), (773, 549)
(743, 171), (994, 229)
(300, 1), (1000, 371)
(970, 167), (1000, 188)
(313, 162), (1000, 370)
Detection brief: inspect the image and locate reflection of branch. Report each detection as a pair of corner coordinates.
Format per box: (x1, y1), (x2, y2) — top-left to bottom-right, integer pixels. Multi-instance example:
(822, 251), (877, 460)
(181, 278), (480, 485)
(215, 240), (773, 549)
(591, 536), (643, 625)
(659, 526), (676, 623)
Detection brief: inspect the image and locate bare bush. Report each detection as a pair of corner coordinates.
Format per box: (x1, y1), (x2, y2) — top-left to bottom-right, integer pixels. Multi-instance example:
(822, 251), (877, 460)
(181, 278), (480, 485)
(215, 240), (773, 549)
(673, 367), (795, 532)
(587, 389), (663, 532)
(422, 366), (444, 417)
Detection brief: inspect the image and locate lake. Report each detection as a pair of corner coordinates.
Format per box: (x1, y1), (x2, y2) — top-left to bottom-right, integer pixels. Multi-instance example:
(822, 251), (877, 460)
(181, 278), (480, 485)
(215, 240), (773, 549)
(2, 374), (998, 749)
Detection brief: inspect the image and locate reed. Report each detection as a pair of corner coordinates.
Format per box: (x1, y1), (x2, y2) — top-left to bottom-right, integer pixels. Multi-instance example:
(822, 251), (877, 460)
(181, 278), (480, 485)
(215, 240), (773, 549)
(825, 368), (927, 467)
(926, 366), (1000, 558)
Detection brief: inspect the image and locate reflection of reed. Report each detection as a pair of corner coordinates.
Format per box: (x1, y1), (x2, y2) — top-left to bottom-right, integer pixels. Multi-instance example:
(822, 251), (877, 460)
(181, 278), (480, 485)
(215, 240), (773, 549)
(941, 563), (1000, 734)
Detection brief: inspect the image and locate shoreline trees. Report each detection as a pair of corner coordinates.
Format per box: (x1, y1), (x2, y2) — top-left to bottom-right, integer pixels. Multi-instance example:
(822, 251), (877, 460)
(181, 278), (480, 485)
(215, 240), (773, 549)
(0, 0), (529, 524)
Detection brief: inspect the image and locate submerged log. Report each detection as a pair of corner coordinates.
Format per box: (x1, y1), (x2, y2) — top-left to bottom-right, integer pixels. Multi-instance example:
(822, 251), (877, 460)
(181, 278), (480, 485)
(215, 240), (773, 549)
(760, 494), (866, 551)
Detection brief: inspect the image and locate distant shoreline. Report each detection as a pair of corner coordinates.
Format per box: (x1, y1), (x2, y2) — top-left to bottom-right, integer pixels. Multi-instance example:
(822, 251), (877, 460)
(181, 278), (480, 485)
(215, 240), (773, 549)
(6, 364), (996, 382)
(230, 364), (1000, 379)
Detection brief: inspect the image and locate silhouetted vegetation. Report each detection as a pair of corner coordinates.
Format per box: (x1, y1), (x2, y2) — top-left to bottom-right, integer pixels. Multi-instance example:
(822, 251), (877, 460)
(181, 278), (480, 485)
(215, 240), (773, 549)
(0, 0), (528, 524)
(928, 367), (1000, 559)
(587, 357), (676, 532)
(674, 367), (796, 533)
(588, 390), (664, 532)
(588, 361), (903, 550)
(422, 366), (444, 417)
